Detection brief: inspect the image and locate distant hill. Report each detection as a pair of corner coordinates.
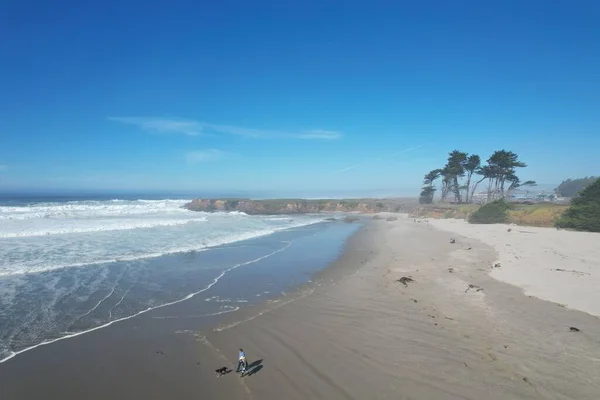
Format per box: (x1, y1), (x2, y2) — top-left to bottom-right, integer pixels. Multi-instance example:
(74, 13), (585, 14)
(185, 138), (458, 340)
(556, 177), (600, 232)
(556, 177), (599, 198)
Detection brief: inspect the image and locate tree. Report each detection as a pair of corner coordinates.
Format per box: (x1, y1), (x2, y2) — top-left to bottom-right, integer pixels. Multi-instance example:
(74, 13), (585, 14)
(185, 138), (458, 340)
(556, 177), (599, 197)
(505, 175), (537, 199)
(463, 154), (481, 203)
(419, 186), (436, 204)
(556, 177), (600, 232)
(419, 169), (441, 204)
(443, 150), (468, 203)
(469, 164), (492, 203)
(486, 150), (527, 200)
(438, 167), (452, 202)
(418, 149), (533, 204)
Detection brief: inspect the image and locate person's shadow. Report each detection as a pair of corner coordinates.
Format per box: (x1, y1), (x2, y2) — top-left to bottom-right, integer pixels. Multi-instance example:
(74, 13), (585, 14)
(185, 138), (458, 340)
(244, 359), (264, 376)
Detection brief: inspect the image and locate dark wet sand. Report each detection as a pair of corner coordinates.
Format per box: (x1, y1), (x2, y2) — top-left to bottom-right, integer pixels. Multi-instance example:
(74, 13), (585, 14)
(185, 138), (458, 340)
(0, 222), (371, 400)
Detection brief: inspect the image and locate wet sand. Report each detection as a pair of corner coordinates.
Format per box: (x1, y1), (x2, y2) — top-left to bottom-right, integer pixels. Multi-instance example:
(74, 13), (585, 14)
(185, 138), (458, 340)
(2, 216), (600, 399)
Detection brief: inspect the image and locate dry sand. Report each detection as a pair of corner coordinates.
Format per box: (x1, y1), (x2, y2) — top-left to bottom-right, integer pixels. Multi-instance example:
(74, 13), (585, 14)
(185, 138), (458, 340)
(199, 216), (600, 399)
(427, 218), (600, 317)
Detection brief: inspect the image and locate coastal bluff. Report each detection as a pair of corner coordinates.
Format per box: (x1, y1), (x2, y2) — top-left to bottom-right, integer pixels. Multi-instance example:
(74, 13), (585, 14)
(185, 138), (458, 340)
(183, 198), (417, 215)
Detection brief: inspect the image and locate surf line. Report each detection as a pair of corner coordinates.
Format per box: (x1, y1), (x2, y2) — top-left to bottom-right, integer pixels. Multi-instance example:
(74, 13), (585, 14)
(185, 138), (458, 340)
(214, 286), (316, 332)
(0, 241), (292, 365)
(151, 306), (241, 320)
(0, 218), (324, 278)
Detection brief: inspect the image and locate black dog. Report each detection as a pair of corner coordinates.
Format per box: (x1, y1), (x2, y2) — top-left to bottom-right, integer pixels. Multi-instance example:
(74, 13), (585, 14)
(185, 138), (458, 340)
(215, 367), (231, 377)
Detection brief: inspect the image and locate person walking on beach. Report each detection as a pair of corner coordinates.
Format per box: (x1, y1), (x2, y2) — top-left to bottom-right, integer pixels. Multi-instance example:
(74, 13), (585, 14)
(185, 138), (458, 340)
(237, 348), (248, 374)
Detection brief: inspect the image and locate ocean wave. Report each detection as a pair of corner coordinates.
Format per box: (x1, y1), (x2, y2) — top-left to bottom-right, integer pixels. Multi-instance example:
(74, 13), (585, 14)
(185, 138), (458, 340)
(0, 199), (193, 220)
(0, 217), (326, 277)
(0, 217), (209, 238)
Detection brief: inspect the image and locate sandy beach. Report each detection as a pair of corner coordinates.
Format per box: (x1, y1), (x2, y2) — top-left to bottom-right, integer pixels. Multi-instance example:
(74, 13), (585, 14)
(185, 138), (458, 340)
(199, 216), (600, 399)
(1, 215), (599, 399)
(427, 218), (600, 317)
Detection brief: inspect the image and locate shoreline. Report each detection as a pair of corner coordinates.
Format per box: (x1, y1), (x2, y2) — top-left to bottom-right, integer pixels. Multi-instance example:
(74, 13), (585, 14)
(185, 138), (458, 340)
(0, 218), (367, 399)
(0, 240), (294, 365)
(208, 217), (381, 334)
(196, 215), (600, 399)
(0, 216), (355, 364)
(2, 214), (599, 399)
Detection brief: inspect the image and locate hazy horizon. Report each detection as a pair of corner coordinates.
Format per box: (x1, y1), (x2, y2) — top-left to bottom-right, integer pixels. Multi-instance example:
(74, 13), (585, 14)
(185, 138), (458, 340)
(0, 182), (562, 201)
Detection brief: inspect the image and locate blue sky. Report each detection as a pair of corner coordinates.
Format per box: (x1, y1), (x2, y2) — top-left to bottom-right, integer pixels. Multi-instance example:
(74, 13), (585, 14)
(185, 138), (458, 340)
(1, 0), (599, 196)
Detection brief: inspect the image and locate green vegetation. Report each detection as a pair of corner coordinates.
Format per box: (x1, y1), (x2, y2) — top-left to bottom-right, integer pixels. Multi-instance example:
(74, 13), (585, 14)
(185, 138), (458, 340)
(507, 203), (568, 227)
(556, 177), (600, 232)
(556, 176), (598, 197)
(412, 202), (569, 227)
(420, 149), (536, 204)
(468, 199), (513, 224)
(412, 202), (568, 227)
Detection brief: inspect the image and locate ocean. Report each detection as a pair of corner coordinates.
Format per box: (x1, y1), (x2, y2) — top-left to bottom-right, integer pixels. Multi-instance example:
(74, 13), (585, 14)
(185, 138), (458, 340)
(0, 196), (361, 363)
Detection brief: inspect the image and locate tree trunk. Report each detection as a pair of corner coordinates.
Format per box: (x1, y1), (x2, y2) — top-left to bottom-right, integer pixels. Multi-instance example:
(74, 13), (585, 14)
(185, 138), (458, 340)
(487, 178), (495, 202)
(453, 176), (461, 203)
(471, 177), (486, 203)
(441, 177), (451, 202)
(465, 172), (473, 203)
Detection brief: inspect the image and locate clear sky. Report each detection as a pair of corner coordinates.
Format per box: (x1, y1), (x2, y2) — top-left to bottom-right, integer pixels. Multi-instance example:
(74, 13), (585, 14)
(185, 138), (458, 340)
(1, 0), (599, 196)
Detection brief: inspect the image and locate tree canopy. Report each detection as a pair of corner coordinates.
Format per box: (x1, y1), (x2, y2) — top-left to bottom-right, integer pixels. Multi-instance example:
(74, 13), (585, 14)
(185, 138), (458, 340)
(419, 149), (535, 204)
(556, 177), (600, 232)
(555, 177), (599, 198)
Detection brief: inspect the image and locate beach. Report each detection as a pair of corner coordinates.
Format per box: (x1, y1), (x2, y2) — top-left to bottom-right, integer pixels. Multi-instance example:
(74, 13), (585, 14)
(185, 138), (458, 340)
(2, 214), (600, 399)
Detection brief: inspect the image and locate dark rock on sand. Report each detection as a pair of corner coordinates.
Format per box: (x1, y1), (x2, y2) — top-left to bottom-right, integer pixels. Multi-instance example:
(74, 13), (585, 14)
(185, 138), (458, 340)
(396, 277), (414, 287)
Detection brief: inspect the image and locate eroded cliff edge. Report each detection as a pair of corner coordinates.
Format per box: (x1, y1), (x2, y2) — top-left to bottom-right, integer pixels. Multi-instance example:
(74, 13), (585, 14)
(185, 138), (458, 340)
(183, 198), (417, 215)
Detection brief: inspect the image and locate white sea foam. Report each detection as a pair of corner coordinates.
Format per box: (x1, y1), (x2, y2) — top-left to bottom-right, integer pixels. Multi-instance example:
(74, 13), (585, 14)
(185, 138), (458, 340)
(0, 199), (326, 276)
(0, 217), (209, 238)
(0, 240), (292, 364)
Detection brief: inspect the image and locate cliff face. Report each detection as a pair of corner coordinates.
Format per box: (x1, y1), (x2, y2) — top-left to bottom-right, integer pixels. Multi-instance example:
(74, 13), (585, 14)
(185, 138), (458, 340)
(183, 198), (412, 215)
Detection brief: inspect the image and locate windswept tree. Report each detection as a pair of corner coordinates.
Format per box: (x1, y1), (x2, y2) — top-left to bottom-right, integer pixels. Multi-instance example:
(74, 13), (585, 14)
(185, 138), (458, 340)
(419, 149), (534, 204)
(471, 165), (495, 203)
(438, 167), (452, 202)
(505, 175), (537, 198)
(463, 154), (481, 203)
(443, 150), (468, 203)
(419, 169), (441, 204)
(486, 150), (528, 200)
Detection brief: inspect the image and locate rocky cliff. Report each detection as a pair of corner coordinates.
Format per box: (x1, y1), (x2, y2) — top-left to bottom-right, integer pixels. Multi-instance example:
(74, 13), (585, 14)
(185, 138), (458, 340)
(183, 198), (415, 215)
